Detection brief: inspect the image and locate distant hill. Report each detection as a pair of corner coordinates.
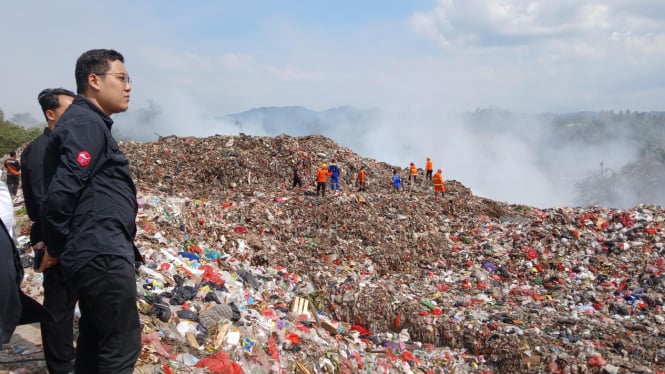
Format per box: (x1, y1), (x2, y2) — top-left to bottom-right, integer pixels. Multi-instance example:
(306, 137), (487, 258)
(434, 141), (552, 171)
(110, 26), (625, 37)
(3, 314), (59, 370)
(117, 103), (665, 207)
(220, 106), (381, 151)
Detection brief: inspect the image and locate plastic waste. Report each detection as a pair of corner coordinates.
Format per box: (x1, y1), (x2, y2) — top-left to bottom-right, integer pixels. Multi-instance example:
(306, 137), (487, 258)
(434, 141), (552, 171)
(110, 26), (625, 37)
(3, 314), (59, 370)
(175, 352), (200, 366)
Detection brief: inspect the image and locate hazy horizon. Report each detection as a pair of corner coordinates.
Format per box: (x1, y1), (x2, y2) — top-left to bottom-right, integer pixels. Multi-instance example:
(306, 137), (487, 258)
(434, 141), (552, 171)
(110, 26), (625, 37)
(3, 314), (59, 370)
(2, 1), (663, 208)
(93, 103), (653, 210)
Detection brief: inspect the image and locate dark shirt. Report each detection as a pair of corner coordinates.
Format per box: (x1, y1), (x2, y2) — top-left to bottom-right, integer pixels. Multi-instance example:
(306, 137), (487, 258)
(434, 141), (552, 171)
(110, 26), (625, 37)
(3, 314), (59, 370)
(20, 127), (51, 244)
(0, 219), (22, 343)
(41, 95), (138, 274)
(0, 217), (53, 344)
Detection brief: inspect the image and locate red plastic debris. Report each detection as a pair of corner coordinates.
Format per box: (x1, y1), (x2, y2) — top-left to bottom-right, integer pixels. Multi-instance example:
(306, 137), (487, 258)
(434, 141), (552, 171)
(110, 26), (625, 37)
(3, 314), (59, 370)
(350, 324), (371, 336)
(285, 333), (300, 345)
(199, 265), (225, 286)
(195, 351), (244, 373)
(234, 225), (248, 234)
(587, 355), (606, 367)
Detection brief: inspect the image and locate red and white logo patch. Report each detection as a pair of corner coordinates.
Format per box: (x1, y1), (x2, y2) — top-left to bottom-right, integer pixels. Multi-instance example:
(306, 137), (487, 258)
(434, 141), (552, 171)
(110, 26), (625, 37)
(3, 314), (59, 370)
(77, 151), (92, 167)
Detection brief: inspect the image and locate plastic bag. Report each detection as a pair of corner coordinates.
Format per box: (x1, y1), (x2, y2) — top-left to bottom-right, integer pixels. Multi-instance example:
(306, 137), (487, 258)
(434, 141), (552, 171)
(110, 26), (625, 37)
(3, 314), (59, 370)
(141, 332), (171, 357)
(195, 351), (244, 373)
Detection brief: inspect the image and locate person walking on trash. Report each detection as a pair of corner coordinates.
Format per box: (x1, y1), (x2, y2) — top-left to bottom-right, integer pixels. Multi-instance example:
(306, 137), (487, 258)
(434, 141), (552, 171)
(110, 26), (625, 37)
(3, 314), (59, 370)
(328, 158), (340, 191)
(392, 169), (402, 193)
(408, 162), (417, 191)
(425, 156), (433, 183)
(356, 166), (367, 191)
(316, 163), (331, 197)
(432, 168), (446, 199)
(292, 165), (303, 189)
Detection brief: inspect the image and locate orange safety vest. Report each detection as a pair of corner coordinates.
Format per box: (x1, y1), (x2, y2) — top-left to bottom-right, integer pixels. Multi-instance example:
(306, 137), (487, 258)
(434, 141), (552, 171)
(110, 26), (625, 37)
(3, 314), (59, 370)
(316, 168), (331, 183)
(426, 160), (433, 171)
(432, 172), (445, 192)
(357, 170), (366, 183)
(410, 164), (417, 176)
(4, 158), (20, 176)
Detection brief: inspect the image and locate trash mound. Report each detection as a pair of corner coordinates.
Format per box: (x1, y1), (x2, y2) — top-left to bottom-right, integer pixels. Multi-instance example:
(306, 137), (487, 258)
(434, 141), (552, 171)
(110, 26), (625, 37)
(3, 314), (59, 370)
(17, 134), (665, 373)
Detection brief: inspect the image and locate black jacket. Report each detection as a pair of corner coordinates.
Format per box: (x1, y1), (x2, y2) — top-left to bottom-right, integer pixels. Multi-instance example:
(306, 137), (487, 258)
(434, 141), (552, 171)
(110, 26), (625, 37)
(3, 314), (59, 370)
(41, 96), (138, 274)
(0, 218), (51, 344)
(20, 127), (51, 245)
(0, 217), (22, 343)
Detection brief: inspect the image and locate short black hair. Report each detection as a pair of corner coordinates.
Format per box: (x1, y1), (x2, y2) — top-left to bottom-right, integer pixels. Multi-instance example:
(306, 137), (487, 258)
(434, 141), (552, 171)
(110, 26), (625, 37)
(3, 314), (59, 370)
(9, 151), (16, 157)
(75, 49), (125, 94)
(37, 88), (75, 120)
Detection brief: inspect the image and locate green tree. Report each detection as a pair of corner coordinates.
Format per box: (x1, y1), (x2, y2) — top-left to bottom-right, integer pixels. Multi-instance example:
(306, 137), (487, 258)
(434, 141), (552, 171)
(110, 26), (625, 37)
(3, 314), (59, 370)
(0, 108), (42, 155)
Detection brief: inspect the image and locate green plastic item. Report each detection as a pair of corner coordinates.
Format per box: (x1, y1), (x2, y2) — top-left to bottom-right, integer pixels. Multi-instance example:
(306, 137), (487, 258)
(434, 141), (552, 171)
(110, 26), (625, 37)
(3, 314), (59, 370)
(420, 300), (435, 310)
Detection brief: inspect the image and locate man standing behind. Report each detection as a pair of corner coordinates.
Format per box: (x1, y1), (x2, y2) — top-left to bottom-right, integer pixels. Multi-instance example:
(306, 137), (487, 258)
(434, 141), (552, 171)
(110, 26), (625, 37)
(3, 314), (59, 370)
(21, 88), (75, 374)
(41, 49), (141, 373)
(328, 158), (340, 191)
(4, 151), (20, 197)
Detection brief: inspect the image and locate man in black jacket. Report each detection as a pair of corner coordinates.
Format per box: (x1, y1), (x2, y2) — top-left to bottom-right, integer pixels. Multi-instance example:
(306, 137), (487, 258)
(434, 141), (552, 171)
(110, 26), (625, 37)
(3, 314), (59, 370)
(21, 87), (75, 374)
(41, 49), (141, 373)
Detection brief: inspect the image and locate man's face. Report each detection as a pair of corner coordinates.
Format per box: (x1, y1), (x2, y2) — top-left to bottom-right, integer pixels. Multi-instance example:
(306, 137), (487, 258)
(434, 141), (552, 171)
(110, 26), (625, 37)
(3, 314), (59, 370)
(96, 60), (131, 115)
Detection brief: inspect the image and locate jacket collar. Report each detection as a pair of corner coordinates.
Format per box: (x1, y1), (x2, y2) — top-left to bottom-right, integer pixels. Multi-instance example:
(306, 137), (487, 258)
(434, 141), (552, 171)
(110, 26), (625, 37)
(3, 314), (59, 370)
(74, 95), (114, 129)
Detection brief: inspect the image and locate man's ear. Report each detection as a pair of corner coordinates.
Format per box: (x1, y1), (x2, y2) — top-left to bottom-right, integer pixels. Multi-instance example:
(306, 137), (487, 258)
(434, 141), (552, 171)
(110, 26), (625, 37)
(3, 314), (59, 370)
(45, 109), (56, 123)
(88, 73), (101, 92)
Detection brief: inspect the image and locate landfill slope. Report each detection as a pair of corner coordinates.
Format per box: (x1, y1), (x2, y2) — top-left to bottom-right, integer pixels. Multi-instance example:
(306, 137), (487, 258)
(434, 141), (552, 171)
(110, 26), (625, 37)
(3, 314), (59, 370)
(42, 134), (665, 373)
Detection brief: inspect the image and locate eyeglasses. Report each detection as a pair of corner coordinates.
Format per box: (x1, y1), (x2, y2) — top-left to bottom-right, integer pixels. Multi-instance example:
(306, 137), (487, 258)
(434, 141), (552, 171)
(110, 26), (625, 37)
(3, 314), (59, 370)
(96, 72), (131, 84)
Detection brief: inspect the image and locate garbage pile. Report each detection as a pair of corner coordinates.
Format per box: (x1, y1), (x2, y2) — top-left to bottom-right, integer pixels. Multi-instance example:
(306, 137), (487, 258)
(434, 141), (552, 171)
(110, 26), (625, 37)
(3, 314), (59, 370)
(17, 134), (665, 373)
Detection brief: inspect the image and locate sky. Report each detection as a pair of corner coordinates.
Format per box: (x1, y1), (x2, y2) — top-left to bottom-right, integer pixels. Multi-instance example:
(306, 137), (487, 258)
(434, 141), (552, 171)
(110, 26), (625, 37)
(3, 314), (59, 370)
(2, 0), (665, 208)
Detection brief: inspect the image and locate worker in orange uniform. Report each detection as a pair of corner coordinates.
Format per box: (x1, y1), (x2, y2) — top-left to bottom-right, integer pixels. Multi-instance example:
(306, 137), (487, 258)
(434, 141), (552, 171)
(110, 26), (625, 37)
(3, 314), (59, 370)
(408, 162), (417, 191)
(356, 167), (367, 191)
(316, 163), (331, 197)
(4, 151), (20, 197)
(432, 168), (446, 199)
(425, 156), (433, 182)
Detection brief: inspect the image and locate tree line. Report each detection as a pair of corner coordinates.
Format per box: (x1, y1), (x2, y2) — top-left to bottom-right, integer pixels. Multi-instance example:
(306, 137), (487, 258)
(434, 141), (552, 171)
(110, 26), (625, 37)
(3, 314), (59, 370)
(0, 108), (42, 156)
